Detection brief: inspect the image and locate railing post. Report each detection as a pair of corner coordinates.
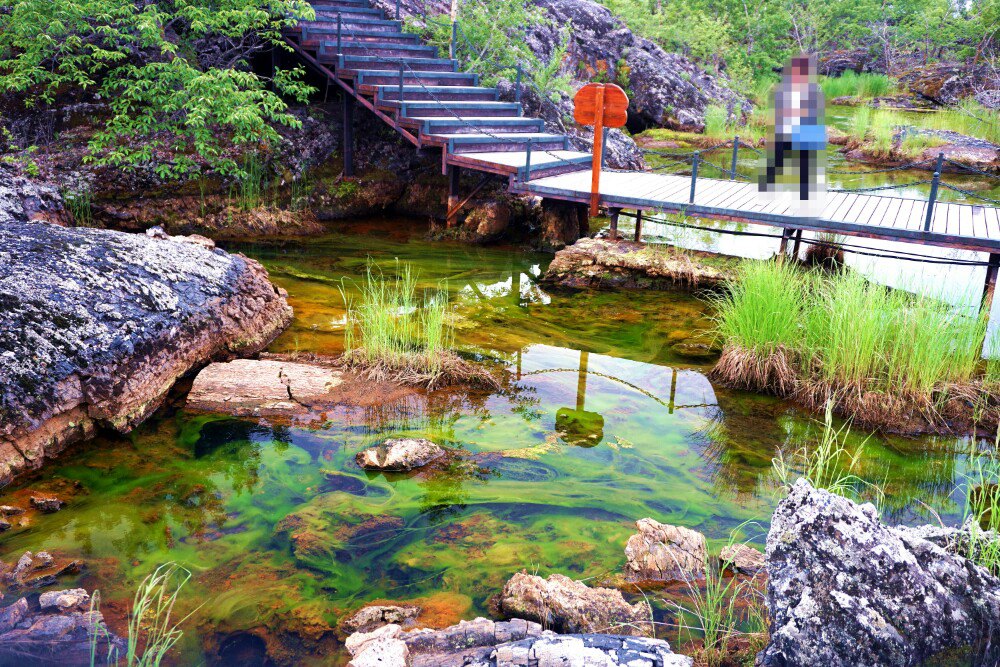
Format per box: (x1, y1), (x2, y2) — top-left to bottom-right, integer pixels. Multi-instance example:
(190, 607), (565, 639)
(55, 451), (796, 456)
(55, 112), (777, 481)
(398, 62), (405, 104)
(515, 63), (522, 105)
(924, 152), (944, 232)
(730, 136), (739, 181)
(396, 0), (400, 20)
(524, 139), (532, 181)
(601, 128), (608, 169)
(336, 12), (342, 56)
(689, 151), (700, 204)
(450, 21), (457, 60)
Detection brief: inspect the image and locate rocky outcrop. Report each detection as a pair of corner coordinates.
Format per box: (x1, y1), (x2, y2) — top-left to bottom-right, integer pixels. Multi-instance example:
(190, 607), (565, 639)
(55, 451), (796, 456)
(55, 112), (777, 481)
(538, 198), (590, 251)
(623, 518), (707, 583)
(523, 0), (749, 133)
(760, 479), (1000, 667)
(496, 572), (652, 637)
(0, 588), (124, 665)
(0, 165), (65, 226)
(355, 438), (447, 472)
(543, 237), (733, 289)
(346, 616), (690, 667)
(0, 222), (292, 484)
(898, 62), (997, 106)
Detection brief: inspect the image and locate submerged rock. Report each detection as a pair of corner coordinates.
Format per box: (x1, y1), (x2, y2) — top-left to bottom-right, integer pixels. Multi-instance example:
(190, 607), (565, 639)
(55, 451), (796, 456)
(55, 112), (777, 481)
(345, 616), (690, 666)
(760, 479), (1000, 667)
(29, 495), (64, 513)
(623, 518), (707, 583)
(0, 589), (124, 665)
(187, 358), (345, 416)
(1, 550), (83, 591)
(340, 604), (421, 635)
(355, 438), (446, 472)
(543, 237), (733, 290)
(719, 543), (765, 575)
(0, 222), (292, 484)
(497, 572), (652, 637)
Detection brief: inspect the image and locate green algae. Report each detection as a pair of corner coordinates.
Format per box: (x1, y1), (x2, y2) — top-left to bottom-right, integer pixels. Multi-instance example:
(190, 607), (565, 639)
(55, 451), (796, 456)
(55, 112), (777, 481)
(0, 218), (989, 663)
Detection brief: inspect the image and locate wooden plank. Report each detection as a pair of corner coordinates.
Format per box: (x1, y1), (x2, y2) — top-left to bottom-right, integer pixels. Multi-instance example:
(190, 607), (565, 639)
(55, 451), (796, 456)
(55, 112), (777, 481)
(828, 194), (858, 221)
(985, 206), (1000, 239)
(893, 198), (917, 230)
(840, 194), (869, 223)
(972, 206), (989, 239)
(645, 178), (692, 203)
(692, 181), (732, 206)
(852, 195), (882, 226)
(959, 203), (974, 238)
(879, 197), (904, 229)
(866, 197), (896, 229)
(713, 184), (754, 210)
(698, 181), (741, 208)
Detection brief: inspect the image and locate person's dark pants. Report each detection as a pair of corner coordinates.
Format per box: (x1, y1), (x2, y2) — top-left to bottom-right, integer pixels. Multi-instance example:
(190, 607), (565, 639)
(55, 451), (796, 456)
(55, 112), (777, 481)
(760, 141), (815, 200)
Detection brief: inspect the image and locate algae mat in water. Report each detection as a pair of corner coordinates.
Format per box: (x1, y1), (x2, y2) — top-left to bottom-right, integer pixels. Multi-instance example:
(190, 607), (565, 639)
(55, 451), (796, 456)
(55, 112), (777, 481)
(0, 219), (984, 663)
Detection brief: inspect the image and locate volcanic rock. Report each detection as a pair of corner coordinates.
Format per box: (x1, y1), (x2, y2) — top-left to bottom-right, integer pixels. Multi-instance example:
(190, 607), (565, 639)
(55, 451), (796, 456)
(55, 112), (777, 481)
(623, 518), (707, 583)
(719, 543), (765, 575)
(497, 572), (652, 637)
(30, 495), (64, 513)
(0, 221), (292, 485)
(759, 479), (1000, 666)
(341, 604), (421, 634)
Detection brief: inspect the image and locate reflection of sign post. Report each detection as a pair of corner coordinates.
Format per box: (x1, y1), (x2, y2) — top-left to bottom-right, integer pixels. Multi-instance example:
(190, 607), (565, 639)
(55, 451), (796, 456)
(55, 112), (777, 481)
(555, 351), (605, 447)
(573, 83), (629, 217)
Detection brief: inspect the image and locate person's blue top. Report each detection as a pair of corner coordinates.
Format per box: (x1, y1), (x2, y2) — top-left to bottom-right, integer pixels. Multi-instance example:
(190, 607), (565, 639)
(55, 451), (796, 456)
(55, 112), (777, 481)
(791, 123), (827, 151)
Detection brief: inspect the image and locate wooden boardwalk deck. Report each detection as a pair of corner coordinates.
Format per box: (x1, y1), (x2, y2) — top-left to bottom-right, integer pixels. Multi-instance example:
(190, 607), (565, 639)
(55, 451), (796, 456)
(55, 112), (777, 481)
(511, 170), (1000, 254)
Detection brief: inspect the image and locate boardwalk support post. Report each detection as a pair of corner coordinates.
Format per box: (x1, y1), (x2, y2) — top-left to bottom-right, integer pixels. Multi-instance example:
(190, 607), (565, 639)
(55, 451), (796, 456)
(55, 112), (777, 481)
(924, 152), (945, 231)
(689, 151), (700, 204)
(778, 228), (795, 257)
(609, 207), (621, 241)
(792, 229), (803, 258)
(984, 253), (1000, 314)
(447, 165), (461, 227)
(343, 92), (355, 177)
(730, 136), (739, 180)
(450, 21), (457, 60)
(634, 210), (643, 243)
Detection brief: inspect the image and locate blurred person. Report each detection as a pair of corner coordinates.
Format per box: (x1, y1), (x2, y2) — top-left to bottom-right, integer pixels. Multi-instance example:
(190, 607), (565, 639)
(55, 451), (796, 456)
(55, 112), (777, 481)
(759, 53), (827, 218)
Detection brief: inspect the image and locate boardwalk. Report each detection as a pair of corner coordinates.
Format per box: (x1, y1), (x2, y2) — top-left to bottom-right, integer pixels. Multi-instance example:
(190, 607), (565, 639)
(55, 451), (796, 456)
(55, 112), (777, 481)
(512, 170), (1000, 254)
(285, 0), (1000, 297)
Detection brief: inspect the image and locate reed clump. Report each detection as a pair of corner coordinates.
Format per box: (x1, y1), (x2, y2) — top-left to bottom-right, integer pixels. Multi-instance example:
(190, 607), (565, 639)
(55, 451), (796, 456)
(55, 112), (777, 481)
(339, 261), (498, 390)
(711, 260), (999, 432)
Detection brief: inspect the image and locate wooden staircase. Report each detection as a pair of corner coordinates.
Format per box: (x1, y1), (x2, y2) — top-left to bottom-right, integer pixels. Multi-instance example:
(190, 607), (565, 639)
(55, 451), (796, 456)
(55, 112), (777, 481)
(284, 0), (593, 192)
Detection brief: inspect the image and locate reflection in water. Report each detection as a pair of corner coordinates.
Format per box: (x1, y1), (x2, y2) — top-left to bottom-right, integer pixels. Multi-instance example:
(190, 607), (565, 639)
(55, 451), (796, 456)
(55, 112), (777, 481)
(0, 220), (989, 663)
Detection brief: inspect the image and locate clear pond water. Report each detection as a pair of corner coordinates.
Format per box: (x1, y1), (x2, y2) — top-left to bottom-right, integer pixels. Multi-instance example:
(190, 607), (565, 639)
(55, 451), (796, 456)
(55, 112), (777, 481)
(0, 218), (988, 663)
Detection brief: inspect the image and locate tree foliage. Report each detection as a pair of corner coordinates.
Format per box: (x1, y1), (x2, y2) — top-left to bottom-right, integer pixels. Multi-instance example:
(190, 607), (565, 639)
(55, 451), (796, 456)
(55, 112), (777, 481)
(0, 0), (317, 178)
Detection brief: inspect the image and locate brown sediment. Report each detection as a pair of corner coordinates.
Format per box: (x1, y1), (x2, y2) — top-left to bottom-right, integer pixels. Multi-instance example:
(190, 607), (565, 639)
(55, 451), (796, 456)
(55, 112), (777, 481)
(711, 343), (1000, 435)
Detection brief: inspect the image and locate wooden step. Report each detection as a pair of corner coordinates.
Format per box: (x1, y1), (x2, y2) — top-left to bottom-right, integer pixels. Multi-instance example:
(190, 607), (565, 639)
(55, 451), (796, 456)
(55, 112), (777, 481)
(311, 0), (374, 8)
(317, 42), (438, 58)
(314, 6), (383, 17)
(377, 85), (498, 102)
(302, 18), (402, 31)
(414, 117), (544, 134)
(337, 55), (458, 72)
(385, 100), (523, 118)
(354, 70), (478, 87)
(454, 150), (593, 179)
(303, 28), (419, 43)
(438, 133), (570, 153)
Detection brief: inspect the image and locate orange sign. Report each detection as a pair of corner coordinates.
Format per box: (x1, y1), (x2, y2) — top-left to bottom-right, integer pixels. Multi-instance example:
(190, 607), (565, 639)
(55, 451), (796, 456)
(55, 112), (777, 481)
(573, 83), (629, 128)
(572, 83), (630, 221)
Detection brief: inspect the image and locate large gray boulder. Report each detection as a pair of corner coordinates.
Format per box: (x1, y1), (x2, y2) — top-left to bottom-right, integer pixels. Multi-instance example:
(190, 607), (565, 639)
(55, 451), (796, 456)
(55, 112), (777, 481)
(0, 222), (292, 484)
(760, 479), (1000, 667)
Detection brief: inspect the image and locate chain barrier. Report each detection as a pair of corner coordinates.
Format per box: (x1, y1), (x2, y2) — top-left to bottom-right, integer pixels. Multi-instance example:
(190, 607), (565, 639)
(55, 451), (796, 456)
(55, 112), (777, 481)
(939, 183), (1000, 206)
(830, 180), (935, 194)
(943, 158), (1000, 179)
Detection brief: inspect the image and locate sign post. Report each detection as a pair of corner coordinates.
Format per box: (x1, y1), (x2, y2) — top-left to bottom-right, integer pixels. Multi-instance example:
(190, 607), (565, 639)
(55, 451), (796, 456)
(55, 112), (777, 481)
(573, 83), (629, 219)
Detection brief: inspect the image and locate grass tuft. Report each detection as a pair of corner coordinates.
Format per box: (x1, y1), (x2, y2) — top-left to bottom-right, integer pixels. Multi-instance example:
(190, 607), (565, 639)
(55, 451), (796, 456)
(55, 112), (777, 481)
(339, 260), (498, 389)
(711, 260), (995, 430)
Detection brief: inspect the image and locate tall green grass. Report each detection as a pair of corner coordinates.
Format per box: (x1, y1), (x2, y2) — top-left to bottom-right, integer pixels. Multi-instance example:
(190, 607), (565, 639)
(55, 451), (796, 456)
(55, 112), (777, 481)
(341, 261), (452, 375)
(820, 72), (895, 99)
(713, 260), (991, 426)
(773, 402), (868, 497)
(962, 443), (1000, 575)
(702, 103), (766, 143)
